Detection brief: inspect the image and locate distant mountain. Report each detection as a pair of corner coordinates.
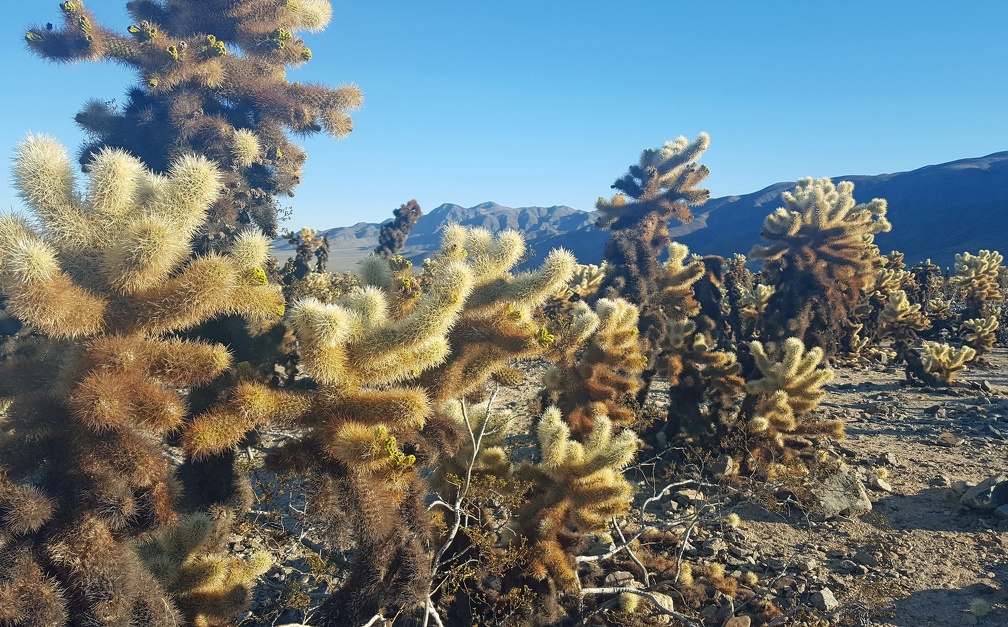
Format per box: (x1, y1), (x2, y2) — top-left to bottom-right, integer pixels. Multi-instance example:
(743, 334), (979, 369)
(275, 152), (1008, 272)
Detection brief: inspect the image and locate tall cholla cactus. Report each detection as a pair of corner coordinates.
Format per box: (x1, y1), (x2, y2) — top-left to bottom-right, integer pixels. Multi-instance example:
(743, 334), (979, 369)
(746, 338), (841, 468)
(594, 133), (711, 366)
(517, 406), (638, 592)
(751, 177), (891, 357)
(0, 135), (282, 625)
(26, 0), (363, 239)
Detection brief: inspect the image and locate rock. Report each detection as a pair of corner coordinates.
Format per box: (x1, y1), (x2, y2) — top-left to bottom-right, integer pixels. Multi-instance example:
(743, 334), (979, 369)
(935, 432), (961, 447)
(930, 474), (952, 488)
(853, 550), (880, 567)
(604, 570), (637, 587)
(810, 587), (840, 611)
(879, 452), (899, 466)
(723, 616), (751, 627)
(951, 480), (973, 496)
(961, 474), (1008, 510)
(995, 504), (1008, 520)
(869, 476), (893, 492)
(812, 470), (872, 519)
(713, 454), (738, 476)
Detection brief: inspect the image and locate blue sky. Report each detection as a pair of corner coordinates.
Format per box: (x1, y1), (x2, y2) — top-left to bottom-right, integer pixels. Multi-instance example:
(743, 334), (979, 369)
(3, 1), (1007, 228)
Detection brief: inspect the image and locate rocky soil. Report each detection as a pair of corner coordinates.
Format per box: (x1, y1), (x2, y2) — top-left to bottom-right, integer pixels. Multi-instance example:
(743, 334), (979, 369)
(232, 349), (1008, 626)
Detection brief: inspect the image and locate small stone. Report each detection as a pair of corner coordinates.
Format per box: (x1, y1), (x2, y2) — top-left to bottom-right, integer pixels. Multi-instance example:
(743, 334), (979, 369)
(812, 470), (872, 519)
(980, 379), (992, 392)
(853, 550), (880, 567)
(936, 432), (961, 447)
(713, 453), (738, 476)
(723, 616), (751, 627)
(930, 475), (952, 488)
(879, 452), (899, 466)
(811, 587), (840, 611)
(869, 477), (893, 492)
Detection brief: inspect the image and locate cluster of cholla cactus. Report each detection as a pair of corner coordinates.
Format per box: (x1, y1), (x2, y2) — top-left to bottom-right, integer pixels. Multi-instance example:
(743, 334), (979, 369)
(0, 135), (282, 624)
(750, 177), (891, 357)
(594, 133), (712, 368)
(178, 226), (652, 623)
(26, 0), (362, 240)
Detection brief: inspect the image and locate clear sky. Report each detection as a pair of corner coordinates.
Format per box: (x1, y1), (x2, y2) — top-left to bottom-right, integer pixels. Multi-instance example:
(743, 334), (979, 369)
(3, 1), (1007, 229)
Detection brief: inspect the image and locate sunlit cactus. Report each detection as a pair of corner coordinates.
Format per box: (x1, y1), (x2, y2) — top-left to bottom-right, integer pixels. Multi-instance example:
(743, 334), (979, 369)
(953, 249), (1004, 318)
(594, 133), (711, 368)
(918, 341), (976, 385)
(961, 316), (998, 358)
(751, 177), (891, 356)
(658, 319), (746, 445)
(878, 289), (930, 337)
(26, 0), (363, 240)
(517, 406), (638, 592)
(745, 338), (840, 464)
(542, 298), (647, 435)
(137, 512), (272, 626)
(0, 134), (282, 624)
(739, 283), (776, 322)
(416, 226), (576, 404)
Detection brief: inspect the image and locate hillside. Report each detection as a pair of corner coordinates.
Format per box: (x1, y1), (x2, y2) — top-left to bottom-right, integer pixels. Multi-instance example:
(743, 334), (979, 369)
(275, 152), (1008, 271)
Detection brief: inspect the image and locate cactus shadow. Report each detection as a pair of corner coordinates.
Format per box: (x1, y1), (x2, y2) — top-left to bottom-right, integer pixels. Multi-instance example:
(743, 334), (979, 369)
(870, 487), (1003, 533)
(887, 577), (1007, 627)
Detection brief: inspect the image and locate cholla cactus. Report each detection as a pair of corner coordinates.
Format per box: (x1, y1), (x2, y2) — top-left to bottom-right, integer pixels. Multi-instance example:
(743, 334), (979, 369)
(751, 178), (891, 356)
(594, 134), (711, 367)
(746, 338), (840, 464)
(878, 290), (930, 340)
(517, 406), (638, 592)
(0, 135), (282, 624)
(27, 0), (362, 239)
(137, 512), (272, 626)
(659, 319), (746, 445)
(659, 242), (704, 321)
(918, 341), (976, 385)
(542, 298), (647, 435)
(552, 261), (607, 304)
(961, 316), (998, 358)
(739, 283), (776, 322)
(953, 250), (1004, 318)
(415, 226), (576, 404)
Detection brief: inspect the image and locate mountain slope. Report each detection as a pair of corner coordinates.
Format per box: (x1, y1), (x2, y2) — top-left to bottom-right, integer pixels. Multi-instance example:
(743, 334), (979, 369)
(275, 152), (1008, 271)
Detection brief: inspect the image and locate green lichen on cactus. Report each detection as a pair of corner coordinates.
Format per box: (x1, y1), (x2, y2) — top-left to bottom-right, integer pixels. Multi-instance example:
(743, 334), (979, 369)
(516, 406), (638, 592)
(0, 135), (282, 624)
(751, 177), (891, 357)
(26, 0), (361, 241)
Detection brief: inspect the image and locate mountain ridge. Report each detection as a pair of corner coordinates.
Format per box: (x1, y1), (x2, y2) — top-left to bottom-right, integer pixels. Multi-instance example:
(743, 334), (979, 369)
(274, 151), (1008, 271)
